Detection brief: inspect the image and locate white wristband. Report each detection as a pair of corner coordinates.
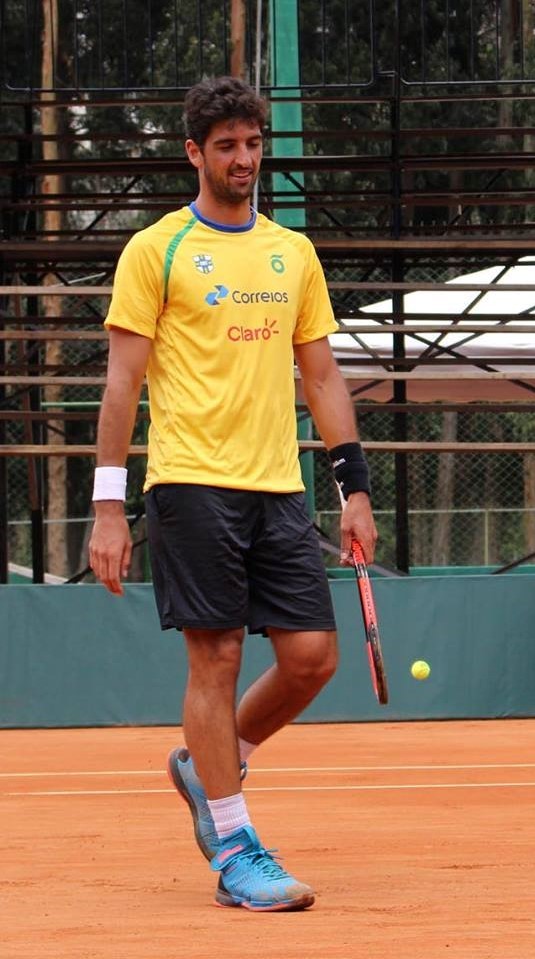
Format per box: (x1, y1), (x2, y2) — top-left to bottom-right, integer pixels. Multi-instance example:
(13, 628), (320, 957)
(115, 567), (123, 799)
(92, 466), (128, 502)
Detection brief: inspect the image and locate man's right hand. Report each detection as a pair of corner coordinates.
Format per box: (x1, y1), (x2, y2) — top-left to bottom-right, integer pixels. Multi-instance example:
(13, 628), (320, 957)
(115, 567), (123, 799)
(89, 502), (133, 596)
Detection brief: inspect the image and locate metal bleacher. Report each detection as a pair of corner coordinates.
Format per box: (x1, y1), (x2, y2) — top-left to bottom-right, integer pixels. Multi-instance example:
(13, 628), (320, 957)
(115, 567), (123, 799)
(1, 0), (535, 580)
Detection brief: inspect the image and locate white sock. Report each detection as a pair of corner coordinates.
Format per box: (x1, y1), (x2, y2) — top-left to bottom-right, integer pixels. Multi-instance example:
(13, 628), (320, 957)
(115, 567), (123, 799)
(207, 792), (251, 839)
(238, 737), (257, 763)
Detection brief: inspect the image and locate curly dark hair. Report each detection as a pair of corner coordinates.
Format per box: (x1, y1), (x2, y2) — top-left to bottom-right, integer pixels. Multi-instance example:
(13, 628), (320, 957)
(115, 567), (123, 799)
(183, 76), (267, 147)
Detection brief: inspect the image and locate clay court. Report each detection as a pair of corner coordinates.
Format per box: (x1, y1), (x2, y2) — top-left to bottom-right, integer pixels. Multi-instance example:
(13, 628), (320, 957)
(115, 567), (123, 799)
(3, 718), (534, 959)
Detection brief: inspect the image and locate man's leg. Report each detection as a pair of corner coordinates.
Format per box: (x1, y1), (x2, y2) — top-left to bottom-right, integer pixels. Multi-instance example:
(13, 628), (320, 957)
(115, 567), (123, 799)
(173, 626), (314, 911)
(170, 629), (337, 844)
(236, 628), (338, 745)
(182, 627), (244, 798)
(236, 492), (338, 746)
(168, 627), (248, 859)
(210, 628), (333, 910)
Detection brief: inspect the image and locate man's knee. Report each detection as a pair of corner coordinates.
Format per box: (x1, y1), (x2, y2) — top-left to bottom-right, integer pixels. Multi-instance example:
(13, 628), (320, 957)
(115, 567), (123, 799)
(184, 627), (245, 680)
(273, 630), (338, 691)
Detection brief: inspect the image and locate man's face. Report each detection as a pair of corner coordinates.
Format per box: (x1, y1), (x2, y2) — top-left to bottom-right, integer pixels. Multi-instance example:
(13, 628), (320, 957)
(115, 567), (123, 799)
(187, 118), (263, 205)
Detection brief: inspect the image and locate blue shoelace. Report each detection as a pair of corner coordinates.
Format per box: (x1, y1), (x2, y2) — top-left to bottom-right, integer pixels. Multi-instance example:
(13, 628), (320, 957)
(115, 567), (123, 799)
(230, 845), (290, 880)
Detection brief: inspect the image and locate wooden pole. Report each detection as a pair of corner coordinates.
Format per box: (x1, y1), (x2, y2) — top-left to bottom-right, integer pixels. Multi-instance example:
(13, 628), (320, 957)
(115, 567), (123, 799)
(41, 0), (68, 578)
(230, 0), (246, 77)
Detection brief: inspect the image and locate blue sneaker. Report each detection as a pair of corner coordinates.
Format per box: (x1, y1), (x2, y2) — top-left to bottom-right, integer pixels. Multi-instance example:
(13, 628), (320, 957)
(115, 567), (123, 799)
(210, 825), (315, 912)
(167, 747), (247, 861)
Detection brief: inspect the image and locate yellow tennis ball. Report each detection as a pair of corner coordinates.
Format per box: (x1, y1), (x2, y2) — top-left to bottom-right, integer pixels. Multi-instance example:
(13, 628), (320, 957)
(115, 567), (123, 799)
(411, 660), (430, 681)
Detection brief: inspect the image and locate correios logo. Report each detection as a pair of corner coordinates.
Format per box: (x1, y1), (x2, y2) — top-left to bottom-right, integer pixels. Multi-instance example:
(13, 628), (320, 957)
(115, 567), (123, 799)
(205, 284), (229, 306)
(205, 284), (288, 307)
(228, 318), (280, 342)
(232, 289), (288, 305)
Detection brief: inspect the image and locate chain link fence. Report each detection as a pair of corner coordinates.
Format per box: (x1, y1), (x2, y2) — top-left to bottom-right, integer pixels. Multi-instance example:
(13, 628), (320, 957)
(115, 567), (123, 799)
(6, 408), (535, 580)
(4, 258), (535, 579)
(313, 416), (535, 572)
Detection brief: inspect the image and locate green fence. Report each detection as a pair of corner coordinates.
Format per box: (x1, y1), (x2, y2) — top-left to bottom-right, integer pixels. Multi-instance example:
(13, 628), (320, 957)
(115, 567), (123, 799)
(1, 575), (534, 728)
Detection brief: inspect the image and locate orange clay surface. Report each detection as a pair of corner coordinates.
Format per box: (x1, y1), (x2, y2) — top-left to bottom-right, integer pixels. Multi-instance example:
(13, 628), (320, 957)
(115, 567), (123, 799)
(2, 719), (535, 959)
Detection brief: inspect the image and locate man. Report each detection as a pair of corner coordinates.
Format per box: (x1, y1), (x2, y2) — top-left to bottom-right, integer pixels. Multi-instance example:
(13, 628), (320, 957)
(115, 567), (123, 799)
(89, 76), (377, 912)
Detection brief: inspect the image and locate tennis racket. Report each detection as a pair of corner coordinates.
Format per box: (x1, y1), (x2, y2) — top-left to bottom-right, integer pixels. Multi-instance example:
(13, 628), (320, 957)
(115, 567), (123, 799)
(351, 539), (389, 705)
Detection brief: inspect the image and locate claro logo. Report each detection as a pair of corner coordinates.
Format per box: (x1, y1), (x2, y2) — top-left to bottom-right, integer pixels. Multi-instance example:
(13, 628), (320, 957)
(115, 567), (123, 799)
(228, 318), (280, 342)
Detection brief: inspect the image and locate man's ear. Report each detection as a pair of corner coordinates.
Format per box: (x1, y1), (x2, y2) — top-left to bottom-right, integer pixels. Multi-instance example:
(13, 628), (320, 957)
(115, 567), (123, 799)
(185, 138), (203, 169)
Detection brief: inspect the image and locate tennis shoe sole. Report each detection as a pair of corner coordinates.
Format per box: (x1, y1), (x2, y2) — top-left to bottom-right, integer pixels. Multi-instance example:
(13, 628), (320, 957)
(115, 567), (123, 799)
(215, 884), (315, 911)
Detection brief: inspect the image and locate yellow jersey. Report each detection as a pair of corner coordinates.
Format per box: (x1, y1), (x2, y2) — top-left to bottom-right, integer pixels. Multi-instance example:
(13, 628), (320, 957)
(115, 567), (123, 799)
(105, 204), (338, 492)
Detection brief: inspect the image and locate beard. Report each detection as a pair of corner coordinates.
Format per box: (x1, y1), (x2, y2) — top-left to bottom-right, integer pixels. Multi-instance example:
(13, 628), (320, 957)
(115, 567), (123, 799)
(203, 164), (258, 205)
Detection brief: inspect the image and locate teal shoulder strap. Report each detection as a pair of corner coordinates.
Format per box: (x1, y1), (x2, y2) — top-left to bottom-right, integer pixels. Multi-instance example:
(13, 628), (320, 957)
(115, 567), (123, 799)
(163, 215), (197, 303)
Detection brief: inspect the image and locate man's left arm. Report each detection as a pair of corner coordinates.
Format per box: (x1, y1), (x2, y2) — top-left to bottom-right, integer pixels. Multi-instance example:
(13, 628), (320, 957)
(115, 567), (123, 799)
(294, 337), (377, 564)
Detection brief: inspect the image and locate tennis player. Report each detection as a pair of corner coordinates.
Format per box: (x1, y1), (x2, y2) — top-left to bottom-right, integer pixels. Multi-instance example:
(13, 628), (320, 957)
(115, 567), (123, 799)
(89, 76), (377, 912)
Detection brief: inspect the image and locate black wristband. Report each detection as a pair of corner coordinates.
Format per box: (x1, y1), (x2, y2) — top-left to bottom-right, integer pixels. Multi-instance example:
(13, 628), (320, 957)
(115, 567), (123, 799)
(328, 442), (371, 501)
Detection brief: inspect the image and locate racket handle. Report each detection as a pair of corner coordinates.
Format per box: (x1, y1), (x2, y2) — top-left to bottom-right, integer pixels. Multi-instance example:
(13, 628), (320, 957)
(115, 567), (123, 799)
(351, 539), (365, 565)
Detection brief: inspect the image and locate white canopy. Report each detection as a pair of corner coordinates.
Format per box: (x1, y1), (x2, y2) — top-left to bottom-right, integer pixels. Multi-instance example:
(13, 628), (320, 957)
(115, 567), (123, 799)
(328, 257), (535, 402)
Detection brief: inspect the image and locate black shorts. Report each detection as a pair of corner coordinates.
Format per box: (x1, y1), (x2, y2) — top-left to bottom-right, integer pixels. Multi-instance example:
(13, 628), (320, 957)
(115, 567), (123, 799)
(145, 484), (336, 635)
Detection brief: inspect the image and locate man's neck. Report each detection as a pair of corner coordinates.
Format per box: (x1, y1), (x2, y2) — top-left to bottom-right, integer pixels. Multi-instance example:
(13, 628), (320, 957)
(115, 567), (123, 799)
(192, 194), (253, 227)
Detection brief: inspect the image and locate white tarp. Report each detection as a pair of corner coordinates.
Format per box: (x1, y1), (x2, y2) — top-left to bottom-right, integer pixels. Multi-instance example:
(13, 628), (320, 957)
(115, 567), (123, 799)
(329, 258), (535, 402)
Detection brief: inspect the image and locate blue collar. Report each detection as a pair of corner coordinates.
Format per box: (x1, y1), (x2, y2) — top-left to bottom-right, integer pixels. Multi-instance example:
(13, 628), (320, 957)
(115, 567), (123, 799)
(189, 202), (256, 233)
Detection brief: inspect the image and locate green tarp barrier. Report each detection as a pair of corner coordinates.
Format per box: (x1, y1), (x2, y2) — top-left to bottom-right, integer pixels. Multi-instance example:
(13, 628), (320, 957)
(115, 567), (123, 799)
(1, 576), (534, 727)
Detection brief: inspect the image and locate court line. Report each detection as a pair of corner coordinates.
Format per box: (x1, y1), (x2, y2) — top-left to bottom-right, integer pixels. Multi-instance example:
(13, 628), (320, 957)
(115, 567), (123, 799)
(2, 762), (535, 779)
(4, 780), (535, 797)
